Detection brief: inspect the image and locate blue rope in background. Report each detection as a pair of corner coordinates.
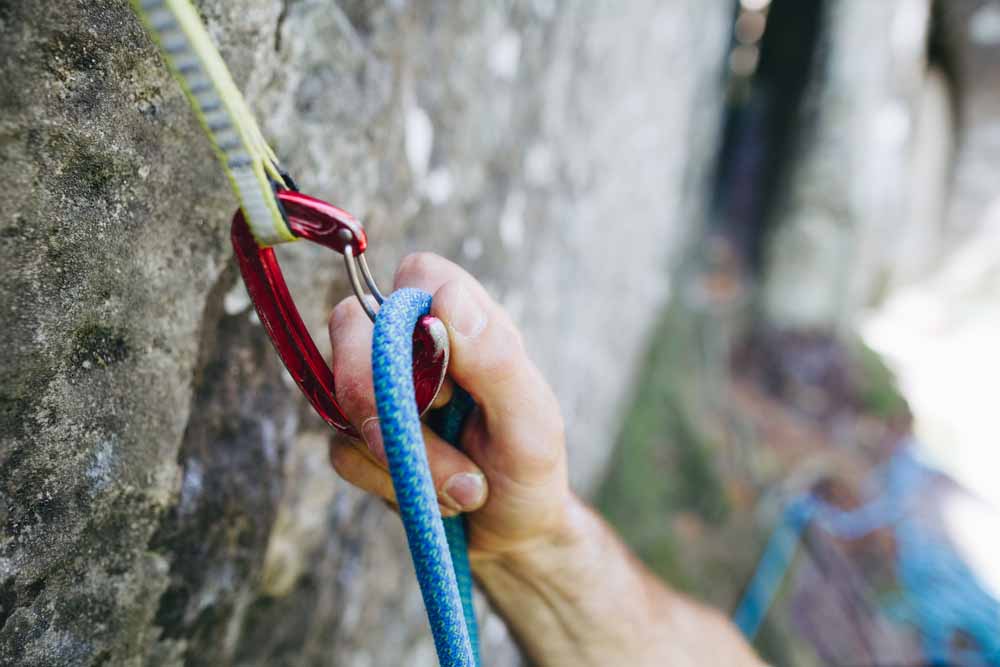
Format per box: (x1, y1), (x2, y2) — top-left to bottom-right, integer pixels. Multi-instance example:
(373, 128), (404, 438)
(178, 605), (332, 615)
(732, 495), (817, 638)
(372, 288), (480, 667)
(734, 448), (1000, 665)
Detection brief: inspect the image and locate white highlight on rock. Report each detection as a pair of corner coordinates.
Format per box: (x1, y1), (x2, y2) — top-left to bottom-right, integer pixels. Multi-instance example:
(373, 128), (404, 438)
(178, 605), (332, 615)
(405, 105), (434, 181)
(489, 30), (521, 80)
(525, 142), (555, 186)
(940, 489), (1000, 601)
(503, 291), (525, 324)
(874, 102), (910, 149)
(179, 459), (204, 515)
(861, 199), (1000, 511)
(462, 236), (484, 260)
(87, 439), (114, 488)
(531, 0), (556, 20)
(499, 190), (526, 249)
(424, 167), (454, 205)
(970, 4), (1000, 45)
(891, 0), (929, 57)
(223, 282), (252, 315)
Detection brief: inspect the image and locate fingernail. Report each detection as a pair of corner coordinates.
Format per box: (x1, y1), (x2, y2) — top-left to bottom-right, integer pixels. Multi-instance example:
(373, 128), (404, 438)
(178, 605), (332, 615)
(362, 418), (386, 464)
(449, 285), (486, 338)
(442, 472), (486, 511)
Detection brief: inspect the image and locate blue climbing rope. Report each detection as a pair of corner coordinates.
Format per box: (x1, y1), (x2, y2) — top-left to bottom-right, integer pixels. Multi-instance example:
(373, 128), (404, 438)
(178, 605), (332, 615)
(734, 447), (1000, 665)
(372, 288), (480, 667)
(732, 494), (817, 638)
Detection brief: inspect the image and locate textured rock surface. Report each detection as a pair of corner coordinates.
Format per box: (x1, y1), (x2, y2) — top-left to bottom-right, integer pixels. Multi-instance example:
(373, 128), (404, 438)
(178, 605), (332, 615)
(0, 1), (728, 665)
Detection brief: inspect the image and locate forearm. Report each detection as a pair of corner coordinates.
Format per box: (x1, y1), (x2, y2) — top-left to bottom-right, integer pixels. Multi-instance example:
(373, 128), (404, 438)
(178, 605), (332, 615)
(471, 495), (764, 667)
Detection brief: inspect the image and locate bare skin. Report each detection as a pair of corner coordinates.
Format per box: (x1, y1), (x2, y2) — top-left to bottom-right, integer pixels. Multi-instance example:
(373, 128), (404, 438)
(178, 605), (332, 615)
(327, 252), (764, 667)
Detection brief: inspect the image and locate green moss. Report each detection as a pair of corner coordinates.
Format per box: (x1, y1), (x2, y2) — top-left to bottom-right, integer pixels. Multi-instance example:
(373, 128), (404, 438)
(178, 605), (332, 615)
(71, 323), (130, 369)
(852, 341), (909, 420)
(596, 301), (728, 590)
(67, 147), (117, 197)
(40, 30), (105, 77)
(0, 361), (55, 439)
(0, 394), (32, 440)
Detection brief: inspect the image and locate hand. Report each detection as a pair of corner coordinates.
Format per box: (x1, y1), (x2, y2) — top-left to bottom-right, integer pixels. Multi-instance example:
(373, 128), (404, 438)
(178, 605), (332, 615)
(328, 254), (763, 667)
(327, 252), (572, 560)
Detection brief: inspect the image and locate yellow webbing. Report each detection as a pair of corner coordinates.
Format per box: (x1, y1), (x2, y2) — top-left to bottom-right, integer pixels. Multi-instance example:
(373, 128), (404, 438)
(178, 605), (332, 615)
(131, 0), (296, 246)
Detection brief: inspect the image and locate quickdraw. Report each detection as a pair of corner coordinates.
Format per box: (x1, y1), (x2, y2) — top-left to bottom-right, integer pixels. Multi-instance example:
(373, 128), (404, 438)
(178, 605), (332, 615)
(132, 2), (479, 665)
(131, 0), (448, 436)
(231, 189), (451, 436)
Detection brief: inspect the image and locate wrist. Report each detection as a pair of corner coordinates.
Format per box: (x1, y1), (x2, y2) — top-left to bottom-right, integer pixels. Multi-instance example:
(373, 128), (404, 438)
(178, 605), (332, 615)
(470, 491), (595, 580)
(469, 493), (766, 667)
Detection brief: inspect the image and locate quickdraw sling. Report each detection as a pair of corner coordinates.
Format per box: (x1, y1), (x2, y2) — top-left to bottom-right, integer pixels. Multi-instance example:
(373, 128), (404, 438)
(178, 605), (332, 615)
(132, 2), (481, 664)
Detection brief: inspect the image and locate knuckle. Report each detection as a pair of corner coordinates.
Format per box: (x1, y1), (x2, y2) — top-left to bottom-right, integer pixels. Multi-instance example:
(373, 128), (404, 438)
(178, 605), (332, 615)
(546, 414), (567, 452)
(478, 321), (526, 381)
(329, 296), (360, 336)
(512, 416), (566, 475)
(333, 372), (370, 421)
(496, 309), (526, 351)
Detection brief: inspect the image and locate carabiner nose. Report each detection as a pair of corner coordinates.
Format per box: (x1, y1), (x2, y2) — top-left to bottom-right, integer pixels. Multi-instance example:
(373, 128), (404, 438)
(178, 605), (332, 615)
(232, 188), (450, 435)
(342, 247), (384, 322)
(275, 189), (384, 322)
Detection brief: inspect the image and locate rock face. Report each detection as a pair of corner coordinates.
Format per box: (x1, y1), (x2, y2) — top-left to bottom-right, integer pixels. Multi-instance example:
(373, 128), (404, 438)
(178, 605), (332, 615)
(0, 1), (728, 665)
(760, 0), (937, 330)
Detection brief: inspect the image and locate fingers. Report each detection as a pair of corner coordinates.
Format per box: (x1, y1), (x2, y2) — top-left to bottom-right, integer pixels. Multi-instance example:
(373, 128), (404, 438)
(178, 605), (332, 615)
(421, 425), (489, 511)
(328, 295), (378, 437)
(328, 291), (487, 512)
(329, 428), (488, 514)
(329, 438), (398, 502)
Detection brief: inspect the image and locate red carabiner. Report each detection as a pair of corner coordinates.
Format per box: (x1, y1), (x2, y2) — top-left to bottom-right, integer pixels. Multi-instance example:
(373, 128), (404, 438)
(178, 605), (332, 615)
(231, 189), (449, 436)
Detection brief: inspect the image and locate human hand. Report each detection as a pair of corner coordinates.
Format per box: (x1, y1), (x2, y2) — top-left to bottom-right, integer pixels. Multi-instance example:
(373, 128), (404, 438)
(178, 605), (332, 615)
(328, 254), (764, 667)
(327, 252), (573, 561)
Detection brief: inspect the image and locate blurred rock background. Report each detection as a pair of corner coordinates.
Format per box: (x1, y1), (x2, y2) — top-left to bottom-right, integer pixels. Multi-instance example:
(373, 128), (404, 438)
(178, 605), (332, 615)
(597, 1), (1000, 665)
(1, 0), (998, 665)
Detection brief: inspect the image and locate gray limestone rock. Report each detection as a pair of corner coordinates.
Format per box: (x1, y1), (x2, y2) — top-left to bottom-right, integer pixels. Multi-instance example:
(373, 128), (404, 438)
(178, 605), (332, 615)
(0, 1), (728, 665)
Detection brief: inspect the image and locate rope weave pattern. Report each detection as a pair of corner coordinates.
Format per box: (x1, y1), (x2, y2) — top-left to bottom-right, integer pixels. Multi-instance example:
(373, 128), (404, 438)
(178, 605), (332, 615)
(372, 288), (479, 666)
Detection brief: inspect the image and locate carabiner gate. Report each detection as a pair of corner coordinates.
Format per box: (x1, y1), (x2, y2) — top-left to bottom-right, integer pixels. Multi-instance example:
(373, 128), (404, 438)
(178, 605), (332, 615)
(231, 189), (449, 436)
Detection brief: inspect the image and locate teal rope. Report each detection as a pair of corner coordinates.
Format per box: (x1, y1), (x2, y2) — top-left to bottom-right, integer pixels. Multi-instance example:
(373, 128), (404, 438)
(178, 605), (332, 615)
(372, 288), (480, 666)
(426, 388), (481, 665)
